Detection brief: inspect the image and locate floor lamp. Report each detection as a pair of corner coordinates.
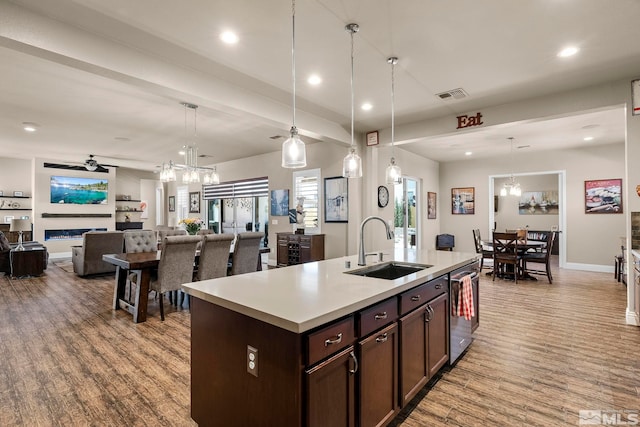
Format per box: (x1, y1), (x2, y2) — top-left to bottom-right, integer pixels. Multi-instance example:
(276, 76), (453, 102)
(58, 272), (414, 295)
(10, 218), (31, 251)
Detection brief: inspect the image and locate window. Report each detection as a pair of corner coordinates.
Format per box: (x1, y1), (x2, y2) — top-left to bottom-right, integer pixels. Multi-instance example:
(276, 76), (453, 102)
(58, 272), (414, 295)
(293, 168), (320, 234)
(177, 185), (189, 222)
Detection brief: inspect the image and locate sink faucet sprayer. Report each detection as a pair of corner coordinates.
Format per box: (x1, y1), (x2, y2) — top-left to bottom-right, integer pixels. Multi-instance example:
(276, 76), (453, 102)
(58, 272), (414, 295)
(358, 216), (394, 266)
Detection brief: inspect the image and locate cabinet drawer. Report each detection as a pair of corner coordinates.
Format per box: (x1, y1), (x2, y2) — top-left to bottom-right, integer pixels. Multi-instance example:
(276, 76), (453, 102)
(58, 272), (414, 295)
(358, 297), (398, 337)
(306, 316), (355, 366)
(399, 276), (447, 315)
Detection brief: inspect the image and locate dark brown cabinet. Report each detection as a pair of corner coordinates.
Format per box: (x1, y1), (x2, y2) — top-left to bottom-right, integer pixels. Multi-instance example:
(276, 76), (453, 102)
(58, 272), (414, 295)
(358, 322), (399, 427)
(399, 279), (449, 406)
(277, 233), (325, 266)
(306, 346), (357, 427)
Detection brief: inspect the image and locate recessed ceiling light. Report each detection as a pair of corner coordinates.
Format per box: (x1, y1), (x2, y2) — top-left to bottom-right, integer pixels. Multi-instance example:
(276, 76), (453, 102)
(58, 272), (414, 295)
(465, 151), (472, 156)
(22, 122), (38, 132)
(220, 31), (239, 44)
(557, 46), (579, 58)
(307, 74), (322, 85)
(361, 103), (372, 111)
(584, 136), (594, 141)
(178, 150), (186, 156)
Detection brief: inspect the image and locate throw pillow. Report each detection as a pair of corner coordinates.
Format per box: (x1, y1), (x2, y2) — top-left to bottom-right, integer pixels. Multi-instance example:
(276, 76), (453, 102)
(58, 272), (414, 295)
(0, 231), (11, 251)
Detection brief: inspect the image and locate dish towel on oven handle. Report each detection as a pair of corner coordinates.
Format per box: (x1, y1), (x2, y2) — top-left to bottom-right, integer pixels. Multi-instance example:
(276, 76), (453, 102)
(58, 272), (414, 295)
(456, 274), (475, 320)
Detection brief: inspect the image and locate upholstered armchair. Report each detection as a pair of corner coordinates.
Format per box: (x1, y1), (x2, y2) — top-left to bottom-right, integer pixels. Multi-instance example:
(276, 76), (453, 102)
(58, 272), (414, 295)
(72, 231), (125, 276)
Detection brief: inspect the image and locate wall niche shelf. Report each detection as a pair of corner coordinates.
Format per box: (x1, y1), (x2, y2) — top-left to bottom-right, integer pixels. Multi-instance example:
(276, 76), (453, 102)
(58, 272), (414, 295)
(0, 195), (30, 199)
(0, 208), (31, 211)
(115, 199), (141, 202)
(42, 213), (113, 218)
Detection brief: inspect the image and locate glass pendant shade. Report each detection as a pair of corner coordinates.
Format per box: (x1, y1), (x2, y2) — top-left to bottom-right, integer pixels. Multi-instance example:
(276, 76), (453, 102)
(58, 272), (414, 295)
(386, 157), (402, 184)
(282, 127), (306, 168)
(211, 168), (220, 185)
(282, 0), (307, 169)
(342, 147), (362, 178)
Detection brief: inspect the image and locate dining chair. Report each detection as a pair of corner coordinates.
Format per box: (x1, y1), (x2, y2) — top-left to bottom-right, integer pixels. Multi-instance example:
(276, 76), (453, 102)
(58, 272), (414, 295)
(435, 233), (455, 251)
(157, 229), (187, 247)
(196, 233), (235, 281)
(230, 232), (263, 275)
(522, 231), (556, 284)
(472, 229), (493, 271)
(492, 231), (522, 283)
(150, 235), (201, 320)
(124, 230), (157, 253)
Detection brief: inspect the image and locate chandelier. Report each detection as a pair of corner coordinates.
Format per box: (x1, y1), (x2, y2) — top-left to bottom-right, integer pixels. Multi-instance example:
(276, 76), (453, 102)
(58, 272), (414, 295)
(500, 137), (521, 197)
(160, 103), (220, 185)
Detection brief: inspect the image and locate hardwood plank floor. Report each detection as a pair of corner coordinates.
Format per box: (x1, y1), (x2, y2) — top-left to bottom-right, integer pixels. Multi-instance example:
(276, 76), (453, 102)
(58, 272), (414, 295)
(0, 257), (638, 426)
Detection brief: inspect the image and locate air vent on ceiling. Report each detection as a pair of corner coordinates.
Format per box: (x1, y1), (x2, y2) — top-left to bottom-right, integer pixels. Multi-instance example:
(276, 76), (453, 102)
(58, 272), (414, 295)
(269, 135), (285, 140)
(435, 88), (468, 100)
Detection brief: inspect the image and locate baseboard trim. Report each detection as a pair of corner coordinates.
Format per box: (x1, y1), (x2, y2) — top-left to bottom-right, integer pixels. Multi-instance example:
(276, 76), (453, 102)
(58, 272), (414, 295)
(563, 262), (614, 273)
(49, 252), (72, 260)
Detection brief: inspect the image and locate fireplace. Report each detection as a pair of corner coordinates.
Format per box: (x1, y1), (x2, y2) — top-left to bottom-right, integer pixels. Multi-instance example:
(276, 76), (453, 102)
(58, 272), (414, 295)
(44, 228), (107, 241)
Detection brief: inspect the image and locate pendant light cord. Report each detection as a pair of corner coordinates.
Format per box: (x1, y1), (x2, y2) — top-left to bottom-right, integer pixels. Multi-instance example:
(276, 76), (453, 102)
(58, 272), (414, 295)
(349, 27), (355, 149)
(390, 58), (396, 158)
(291, 0), (296, 129)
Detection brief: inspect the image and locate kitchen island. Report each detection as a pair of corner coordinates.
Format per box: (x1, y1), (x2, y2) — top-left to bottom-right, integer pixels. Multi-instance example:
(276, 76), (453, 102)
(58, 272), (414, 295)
(183, 248), (479, 427)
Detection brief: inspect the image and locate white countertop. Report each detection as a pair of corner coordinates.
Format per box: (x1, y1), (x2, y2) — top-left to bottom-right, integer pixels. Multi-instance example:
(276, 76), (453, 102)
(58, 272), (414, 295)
(183, 248), (479, 333)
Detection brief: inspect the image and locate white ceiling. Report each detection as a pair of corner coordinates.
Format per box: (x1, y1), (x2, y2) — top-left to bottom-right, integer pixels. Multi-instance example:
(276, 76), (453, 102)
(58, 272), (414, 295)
(1, 0), (638, 170)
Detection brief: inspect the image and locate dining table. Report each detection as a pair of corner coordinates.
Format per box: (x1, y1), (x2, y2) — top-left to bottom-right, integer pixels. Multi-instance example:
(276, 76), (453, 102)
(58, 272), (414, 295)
(490, 239), (547, 280)
(103, 246), (270, 323)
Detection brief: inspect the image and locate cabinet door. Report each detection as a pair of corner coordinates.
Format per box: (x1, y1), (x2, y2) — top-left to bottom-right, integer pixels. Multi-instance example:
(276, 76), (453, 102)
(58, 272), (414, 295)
(358, 323), (398, 427)
(277, 238), (289, 266)
(426, 292), (449, 378)
(399, 305), (428, 406)
(306, 346), (356, 427)
(299, 241), (312, 263)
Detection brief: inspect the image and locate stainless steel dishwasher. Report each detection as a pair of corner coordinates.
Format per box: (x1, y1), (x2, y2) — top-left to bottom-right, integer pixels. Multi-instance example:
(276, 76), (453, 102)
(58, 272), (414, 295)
(449, 263), (479, 364)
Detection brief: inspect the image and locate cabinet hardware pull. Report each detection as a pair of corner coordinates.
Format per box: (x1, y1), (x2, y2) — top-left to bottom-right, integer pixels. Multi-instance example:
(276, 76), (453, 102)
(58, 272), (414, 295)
(376, 333), (388, 343)
(374, 312), (388, 320)
(435, 283), (442, 289)
(324, 332), (343, 347)
(410, 295), (421, 302)
(349, 351), (358, 374)
(428, 305), (434, 321)
(425, 305), (434, 322)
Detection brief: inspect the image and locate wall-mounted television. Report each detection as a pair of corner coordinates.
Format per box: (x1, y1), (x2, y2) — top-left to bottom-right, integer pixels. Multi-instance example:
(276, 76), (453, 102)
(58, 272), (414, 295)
(50, 176), (108, 204)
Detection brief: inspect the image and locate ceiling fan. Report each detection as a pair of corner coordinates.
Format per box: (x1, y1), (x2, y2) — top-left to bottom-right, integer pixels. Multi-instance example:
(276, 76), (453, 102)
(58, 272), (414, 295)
(84, 154), (118, 172)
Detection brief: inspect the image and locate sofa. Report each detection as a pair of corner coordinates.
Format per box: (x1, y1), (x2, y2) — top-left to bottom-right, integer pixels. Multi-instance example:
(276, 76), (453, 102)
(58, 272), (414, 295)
(71, 231), (125, 276)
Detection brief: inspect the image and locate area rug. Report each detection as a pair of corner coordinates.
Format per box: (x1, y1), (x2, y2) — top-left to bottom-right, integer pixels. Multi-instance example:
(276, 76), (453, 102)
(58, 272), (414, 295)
(52, 258), (74, 273)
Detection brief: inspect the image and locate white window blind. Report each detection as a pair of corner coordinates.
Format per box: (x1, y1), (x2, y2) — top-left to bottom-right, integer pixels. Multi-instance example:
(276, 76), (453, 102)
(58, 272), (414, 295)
(293, 168), (320, 233)
(203, 177), (268, 199)
(177, 186), (189, 222)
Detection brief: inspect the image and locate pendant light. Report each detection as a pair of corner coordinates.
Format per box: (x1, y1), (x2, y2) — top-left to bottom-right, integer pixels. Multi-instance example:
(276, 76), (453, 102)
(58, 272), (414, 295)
(385, 57), (402, 184)
(500, 137), (522, 197)
(342, 23), (362, 178)
(282, 0), (307, 168)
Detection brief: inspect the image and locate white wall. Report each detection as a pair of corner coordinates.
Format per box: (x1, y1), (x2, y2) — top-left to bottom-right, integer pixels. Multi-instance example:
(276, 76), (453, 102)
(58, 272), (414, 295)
(440, 143), (624, 267)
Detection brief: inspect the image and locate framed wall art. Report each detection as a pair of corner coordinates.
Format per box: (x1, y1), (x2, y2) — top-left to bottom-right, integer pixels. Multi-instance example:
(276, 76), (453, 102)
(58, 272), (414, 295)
(427, 192), (436, 219)
(451, 187), (475, 215)
(168, 196), (175, 212)
(189, 192), (200, 213)
(270, 189), (289, 216)
(324, 176), (348, 222)
(585, 178), (622, 214)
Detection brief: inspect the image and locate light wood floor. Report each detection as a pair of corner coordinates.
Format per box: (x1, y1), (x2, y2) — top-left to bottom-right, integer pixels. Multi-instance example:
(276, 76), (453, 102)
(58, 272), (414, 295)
(0, 258), (638, 426)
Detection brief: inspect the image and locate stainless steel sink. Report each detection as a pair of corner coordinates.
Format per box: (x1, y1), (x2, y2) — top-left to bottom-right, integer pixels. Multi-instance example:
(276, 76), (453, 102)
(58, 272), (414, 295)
(345, 262), (432, 280)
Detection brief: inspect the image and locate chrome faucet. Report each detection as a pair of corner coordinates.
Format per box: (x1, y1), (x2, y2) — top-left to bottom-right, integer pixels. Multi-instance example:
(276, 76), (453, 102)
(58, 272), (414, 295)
(358, 216), (394, 266)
